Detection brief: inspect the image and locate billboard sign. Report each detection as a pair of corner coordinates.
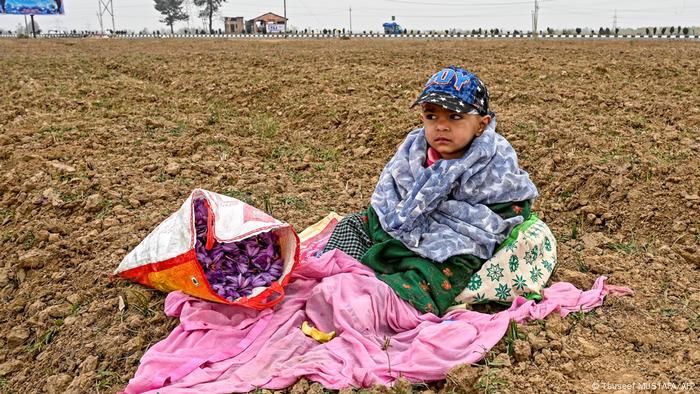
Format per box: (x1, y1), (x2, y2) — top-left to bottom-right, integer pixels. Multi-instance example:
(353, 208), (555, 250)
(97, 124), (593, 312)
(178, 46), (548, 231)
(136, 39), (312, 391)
(1, 0), (64, 15)
(267, 23), (285, 34)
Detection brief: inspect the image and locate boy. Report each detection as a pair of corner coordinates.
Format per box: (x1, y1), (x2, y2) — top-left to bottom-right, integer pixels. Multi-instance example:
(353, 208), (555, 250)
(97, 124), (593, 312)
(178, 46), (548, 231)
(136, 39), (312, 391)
(323, 66), (539, 315)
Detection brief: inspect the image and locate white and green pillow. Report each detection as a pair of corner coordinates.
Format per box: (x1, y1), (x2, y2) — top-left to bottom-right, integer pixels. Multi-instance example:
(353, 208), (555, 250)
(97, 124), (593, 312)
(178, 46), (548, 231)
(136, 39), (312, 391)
(455, 215), (557, 305)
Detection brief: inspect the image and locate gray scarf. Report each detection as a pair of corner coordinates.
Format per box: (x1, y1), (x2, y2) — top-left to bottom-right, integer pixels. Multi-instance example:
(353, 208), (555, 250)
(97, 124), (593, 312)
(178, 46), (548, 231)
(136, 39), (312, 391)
(370, 118), (539, 262)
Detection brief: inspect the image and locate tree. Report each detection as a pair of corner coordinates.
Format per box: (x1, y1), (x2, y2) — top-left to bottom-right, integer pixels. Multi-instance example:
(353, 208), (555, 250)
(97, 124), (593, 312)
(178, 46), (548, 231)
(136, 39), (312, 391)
(670, 26), (675, 34)
(682, 27), (689, 35)
(661, 27), (666, 34)
(154, 0), (188, 34)
(653, 27), (657, 34)
(646, 28), (650, 35)
(193, 0), (225, 34)
(22, 19), (41, 35)
(576, 27), (581, 34)
(604, 27), (611, 35)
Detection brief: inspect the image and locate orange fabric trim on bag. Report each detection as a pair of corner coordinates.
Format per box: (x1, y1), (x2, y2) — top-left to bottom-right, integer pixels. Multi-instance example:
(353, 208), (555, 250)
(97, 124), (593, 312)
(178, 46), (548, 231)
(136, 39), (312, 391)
(118, 250), (226, 303)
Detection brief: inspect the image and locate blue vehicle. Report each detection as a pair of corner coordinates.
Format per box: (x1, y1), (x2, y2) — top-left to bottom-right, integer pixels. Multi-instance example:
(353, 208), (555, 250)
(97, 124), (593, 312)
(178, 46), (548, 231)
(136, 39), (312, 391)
(383, 21), (402, 35)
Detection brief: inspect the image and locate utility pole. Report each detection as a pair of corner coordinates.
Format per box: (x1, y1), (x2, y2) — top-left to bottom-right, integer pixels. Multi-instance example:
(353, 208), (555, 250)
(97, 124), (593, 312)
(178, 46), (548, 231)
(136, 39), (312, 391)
(283, 0), (287, 33)
(110, 0), (115, 34)
(30, 15), (36, 38)
(531, 0), (539, 38)
(97, 0), (115, 35)
(97, 9), (103, 35)
(349, 6), (352, 35)
(613, 9), (618, 35)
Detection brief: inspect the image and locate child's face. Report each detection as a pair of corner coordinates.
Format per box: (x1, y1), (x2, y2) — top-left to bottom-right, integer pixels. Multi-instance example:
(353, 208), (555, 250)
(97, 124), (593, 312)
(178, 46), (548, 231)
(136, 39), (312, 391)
(421, 103), (491, 160)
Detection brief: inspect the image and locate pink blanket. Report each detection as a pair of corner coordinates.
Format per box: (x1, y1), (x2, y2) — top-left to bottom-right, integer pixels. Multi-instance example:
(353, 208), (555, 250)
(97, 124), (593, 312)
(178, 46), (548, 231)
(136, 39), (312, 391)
(122, 242), (631, 393)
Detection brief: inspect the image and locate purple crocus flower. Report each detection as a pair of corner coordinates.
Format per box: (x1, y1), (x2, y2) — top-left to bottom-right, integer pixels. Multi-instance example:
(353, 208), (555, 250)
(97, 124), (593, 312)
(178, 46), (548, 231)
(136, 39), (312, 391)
(242, 238), (260, 257)
(250, 274), (268, 288)
(192, 198), (285, 301)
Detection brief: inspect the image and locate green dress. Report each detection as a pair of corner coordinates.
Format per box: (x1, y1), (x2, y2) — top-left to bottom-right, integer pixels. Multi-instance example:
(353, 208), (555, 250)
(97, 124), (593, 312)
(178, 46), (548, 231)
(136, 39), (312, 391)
(360, 201), (531, 316)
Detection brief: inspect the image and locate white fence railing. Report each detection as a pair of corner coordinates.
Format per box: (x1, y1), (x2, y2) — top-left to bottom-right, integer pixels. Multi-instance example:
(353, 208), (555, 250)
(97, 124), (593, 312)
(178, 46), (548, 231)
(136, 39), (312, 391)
(1, 33), (699, 40)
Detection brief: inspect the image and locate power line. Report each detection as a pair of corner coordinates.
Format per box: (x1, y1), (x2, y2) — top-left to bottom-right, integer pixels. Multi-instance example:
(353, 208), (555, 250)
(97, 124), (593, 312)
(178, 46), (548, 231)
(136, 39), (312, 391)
(382, 0), (551, 6)
(355, 12), (532, 18)
(295, 0), (323, 27)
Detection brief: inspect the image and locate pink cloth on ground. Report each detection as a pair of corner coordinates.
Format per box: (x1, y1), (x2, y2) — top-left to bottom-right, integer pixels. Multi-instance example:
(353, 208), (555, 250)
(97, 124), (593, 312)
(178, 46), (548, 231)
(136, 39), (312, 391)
(122, 240), (632, 393)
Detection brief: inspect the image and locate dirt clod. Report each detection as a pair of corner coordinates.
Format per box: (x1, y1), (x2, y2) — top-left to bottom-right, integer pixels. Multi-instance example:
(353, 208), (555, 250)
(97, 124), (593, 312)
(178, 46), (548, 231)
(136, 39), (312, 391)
(17, 249), (47, 269)
(44, 373), (73, 394)
(493, 352), (512, 367)
(79, 355), (99, 374)
(5, 327), (30, 347)
(165, 162), (182, 176)
(84, 194), (102, 213)
(307, 382), (325, 394)
(545, 314), (571, 335)
(527, 334), (548, 352)
(576, 337), (600, 358)
(391, 377), (413, 393)
(445, 364), (481, 393)
(513, 340), (532, 363)
(669, 317), (689, 332)
(289, 379), (310, 394)
(688, 349), (700, 365)
(0, 268), (12, 287)
(0, 360), (23, 376)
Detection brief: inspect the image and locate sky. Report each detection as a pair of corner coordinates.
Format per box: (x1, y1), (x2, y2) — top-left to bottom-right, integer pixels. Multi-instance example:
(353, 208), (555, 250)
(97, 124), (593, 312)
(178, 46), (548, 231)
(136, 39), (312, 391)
(0, 0), (698, 34)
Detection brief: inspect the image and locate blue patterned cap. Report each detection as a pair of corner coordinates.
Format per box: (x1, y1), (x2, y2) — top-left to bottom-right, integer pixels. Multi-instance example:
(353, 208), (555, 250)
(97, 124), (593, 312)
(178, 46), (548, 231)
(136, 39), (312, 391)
(412, 66), (491, 116)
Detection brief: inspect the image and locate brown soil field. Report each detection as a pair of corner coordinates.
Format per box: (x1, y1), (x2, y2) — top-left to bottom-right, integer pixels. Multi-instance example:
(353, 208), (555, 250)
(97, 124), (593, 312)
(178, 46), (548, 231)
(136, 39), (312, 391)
(0, 38), (699, 393)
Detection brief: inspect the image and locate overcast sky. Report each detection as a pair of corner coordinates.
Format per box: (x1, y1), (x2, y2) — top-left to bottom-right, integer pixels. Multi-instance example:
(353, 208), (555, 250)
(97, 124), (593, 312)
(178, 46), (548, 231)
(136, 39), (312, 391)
(1, 0), (698, 33)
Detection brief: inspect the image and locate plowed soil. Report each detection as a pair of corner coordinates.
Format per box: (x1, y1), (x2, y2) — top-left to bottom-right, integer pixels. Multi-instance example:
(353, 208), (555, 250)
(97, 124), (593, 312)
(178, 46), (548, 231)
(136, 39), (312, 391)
(0, 38), (698, 393)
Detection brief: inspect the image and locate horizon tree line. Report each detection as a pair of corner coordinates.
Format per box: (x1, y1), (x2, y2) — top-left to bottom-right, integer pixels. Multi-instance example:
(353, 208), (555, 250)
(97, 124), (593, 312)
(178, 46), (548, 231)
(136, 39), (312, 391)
(2, 17), (695, 36)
